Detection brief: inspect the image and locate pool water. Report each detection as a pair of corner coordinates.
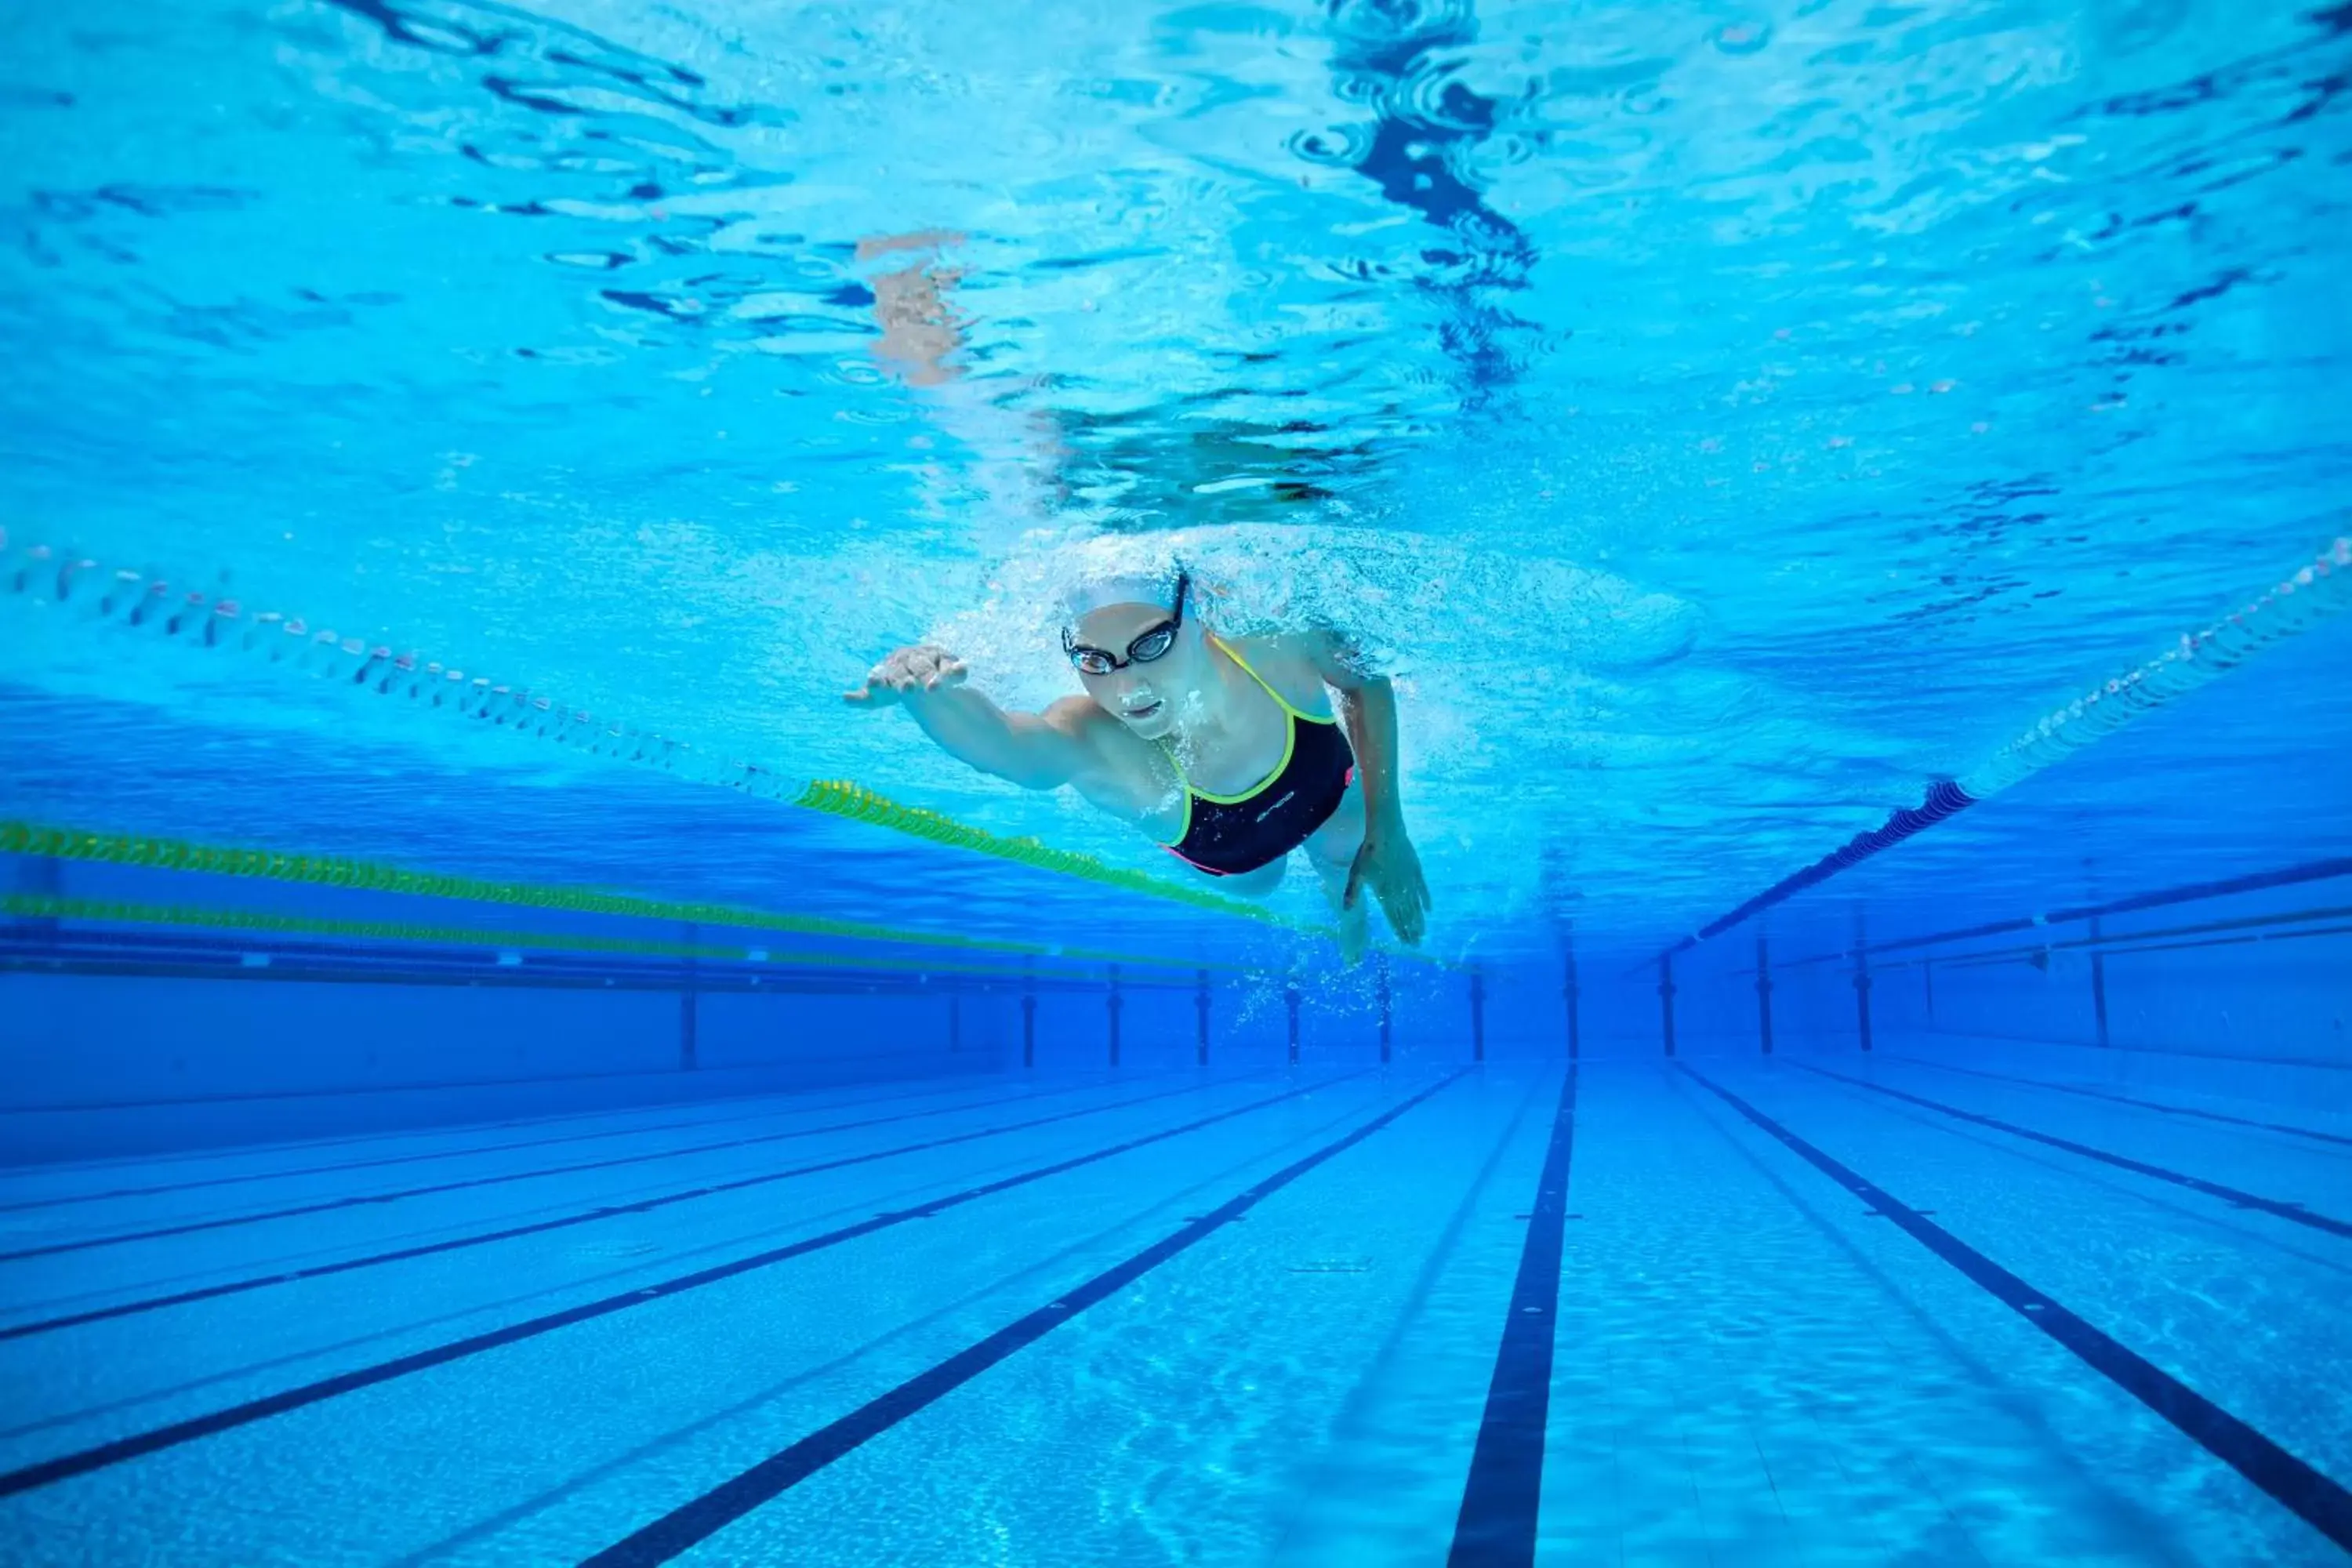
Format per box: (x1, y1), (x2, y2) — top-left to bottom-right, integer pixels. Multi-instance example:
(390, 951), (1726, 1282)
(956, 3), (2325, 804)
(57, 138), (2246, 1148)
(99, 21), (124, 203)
(2, 0), (2350, 1563)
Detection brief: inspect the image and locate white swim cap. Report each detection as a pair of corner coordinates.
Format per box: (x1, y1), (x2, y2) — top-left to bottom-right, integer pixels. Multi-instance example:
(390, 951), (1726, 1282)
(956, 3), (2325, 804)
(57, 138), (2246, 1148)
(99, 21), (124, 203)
(1057, 564), (1185, 627)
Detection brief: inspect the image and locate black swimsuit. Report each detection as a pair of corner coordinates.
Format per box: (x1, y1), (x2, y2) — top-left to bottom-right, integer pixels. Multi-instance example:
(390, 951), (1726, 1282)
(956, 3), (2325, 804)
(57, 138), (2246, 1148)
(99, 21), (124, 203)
(1161, 640), (1356, 877)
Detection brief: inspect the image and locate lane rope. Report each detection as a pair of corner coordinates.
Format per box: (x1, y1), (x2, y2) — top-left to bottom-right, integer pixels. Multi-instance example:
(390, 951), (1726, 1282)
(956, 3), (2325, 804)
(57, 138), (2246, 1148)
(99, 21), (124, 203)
(0, 893), (1204, 979)
(1667, 533), (2350, 956)
(0, 820), (1216, 971)
(0, 528), (1306, 931)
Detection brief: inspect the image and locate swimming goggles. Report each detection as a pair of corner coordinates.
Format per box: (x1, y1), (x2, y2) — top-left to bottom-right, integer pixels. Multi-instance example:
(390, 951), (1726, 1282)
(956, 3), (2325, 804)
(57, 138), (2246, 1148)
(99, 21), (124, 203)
(1062, 572), (1189, 677)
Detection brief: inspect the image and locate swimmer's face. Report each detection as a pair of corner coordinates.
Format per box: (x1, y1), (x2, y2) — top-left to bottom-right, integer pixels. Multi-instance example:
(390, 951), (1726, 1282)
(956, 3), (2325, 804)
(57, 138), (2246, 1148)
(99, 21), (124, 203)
(1069, 601), (1203, 742)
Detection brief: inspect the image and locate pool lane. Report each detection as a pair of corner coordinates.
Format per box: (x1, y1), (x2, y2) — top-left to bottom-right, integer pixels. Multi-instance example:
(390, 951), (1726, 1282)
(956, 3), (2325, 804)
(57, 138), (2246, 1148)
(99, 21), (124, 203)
(1268, 1073), (1556, 1566)
(0, 1072), (1330, 1472)
(1868, 1054), (2352, 1153)
(1449, 1067), (1579, 1568)
(550, 1069), (1501, 1568)
(0, 1072), (1235, 1350)
(580, 1070), (1475, 1567)
(1834, 1053), (2352, 1199)
(0, 1073), (1138, 1250)
(1689, 1062), (2352, 1564)
(0, 1070), (1411, 1566)
(1529, 1065), (2009, 1567)
(0, 1073), (1010, 1214)
(1784, 1061), (2352, 1240)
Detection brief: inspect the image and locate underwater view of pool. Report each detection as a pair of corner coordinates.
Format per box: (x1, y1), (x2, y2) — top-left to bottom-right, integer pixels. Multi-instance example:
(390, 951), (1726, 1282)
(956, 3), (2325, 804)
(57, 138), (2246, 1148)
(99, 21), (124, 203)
(2, 0), (2347, 1562)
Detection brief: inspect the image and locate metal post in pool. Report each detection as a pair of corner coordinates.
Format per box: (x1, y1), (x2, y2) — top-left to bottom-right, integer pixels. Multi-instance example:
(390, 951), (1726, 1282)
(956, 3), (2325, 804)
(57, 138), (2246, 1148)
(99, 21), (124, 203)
(1659, 952), (1678, 1058)
(1755, 935), (1775, 1056)
(1562, 941), (1581, 1060)
(1377, 953), (1393, 1065)
(1469, 965), (1486, 1062)
(1022, 957), (1036, 1071)
(1286, 979), (1301, 1067)
(1107, 964), (1123, 1069)
(2089, 912), (2111, 1047)
(1853, 946), (1874, 1053)
(679, 921), (699, 1072)
(1194, 968), (1210, 1067)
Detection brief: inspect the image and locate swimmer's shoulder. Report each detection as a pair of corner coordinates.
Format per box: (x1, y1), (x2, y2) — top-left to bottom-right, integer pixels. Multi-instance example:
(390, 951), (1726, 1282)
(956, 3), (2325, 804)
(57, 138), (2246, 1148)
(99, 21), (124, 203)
(1041, 694), (1178, 819)
(1041, 695), (1156, 766)
(1221, 632), (1340, 715)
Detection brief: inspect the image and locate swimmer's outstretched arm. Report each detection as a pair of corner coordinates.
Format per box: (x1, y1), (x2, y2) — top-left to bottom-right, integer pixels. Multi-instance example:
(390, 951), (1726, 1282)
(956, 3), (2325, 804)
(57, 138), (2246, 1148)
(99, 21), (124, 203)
(844, 644), (1098, 791)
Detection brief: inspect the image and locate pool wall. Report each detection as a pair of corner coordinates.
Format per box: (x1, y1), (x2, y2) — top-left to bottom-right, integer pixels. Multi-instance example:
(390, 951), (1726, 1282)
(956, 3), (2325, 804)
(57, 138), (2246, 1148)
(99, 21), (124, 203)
(7, 849), (2344, 1164)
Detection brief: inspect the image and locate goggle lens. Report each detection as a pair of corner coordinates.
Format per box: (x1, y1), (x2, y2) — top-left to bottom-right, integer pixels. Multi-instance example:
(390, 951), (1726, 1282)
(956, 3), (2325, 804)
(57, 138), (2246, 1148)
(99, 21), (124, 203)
(1128, 626), (1178, 662)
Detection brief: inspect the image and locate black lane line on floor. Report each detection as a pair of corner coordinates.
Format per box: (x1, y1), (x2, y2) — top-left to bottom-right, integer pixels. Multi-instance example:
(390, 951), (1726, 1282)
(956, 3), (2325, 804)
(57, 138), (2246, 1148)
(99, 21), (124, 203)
(1791, 1064), (2352, 1242)
(0, 1076), (1146, 1260)
(1446, 1066), (1579, 1568)
(0, 1073), (1251, 1345)
(575, 1069), (1471, 1568)
(1877, 1055), (2352, 1151)
(0, 1071), (1375, 1499)
(0, 1076), (1009, 1216)
(1681, 1066), (2352, 1557)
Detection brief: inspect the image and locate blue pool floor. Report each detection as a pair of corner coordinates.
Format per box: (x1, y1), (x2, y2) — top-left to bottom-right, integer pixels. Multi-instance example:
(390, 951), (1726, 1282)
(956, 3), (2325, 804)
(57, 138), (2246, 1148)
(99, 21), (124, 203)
(1, 1053), (2347, 1565)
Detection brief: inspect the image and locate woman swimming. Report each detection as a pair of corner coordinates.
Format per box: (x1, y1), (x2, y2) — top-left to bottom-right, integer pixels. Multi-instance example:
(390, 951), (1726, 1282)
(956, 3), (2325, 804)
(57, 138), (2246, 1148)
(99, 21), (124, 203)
(844, 567), (1430, 958)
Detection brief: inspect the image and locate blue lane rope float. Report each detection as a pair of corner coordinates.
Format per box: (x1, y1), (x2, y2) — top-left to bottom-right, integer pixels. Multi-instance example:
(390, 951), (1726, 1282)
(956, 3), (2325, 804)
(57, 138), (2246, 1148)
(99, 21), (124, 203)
(1665, 533), (2350, 957)
(0, 528), (1314, 934)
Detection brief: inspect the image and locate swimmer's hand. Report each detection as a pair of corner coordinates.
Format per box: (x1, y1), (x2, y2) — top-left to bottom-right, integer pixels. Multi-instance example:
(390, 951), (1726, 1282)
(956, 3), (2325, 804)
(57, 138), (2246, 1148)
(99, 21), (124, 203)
(844, 644), (967, 707)
(1344, 820), (1432, 946)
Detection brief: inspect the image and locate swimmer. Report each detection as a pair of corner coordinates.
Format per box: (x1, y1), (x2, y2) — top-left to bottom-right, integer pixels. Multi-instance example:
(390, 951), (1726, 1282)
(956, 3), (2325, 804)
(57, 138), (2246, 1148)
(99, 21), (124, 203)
(844, 568), (1430, 960)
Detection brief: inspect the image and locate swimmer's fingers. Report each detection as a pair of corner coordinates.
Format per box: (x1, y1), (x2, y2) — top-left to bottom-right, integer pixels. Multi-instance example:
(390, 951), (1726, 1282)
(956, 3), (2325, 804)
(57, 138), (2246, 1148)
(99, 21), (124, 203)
(1385, 847), (1432, 946)
(922, 655), (968, 691)
(844, 658), (906, 706)
(1398, 884), (1429, 945)
(1383, 878), (1424, 946)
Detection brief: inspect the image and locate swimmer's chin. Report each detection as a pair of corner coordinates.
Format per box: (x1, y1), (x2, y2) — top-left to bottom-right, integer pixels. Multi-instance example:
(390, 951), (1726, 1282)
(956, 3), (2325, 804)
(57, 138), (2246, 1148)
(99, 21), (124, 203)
(1113, 699), (1172, 739)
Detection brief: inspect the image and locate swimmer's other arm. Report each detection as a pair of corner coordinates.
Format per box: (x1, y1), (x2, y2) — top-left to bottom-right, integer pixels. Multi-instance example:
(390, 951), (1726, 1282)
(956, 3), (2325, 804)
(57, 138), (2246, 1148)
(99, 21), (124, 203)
(1281, 630), (1432, 944)
(844, 644), (1102, 791)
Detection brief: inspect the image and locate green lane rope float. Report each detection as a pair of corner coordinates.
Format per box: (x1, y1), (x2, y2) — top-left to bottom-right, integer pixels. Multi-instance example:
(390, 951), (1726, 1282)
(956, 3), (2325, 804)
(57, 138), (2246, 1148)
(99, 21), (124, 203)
(0, 821), (1221, 972)
(792, 779), (1292, 924)
(0, 528), (1312, 934)
(0, 895), (1139, 981)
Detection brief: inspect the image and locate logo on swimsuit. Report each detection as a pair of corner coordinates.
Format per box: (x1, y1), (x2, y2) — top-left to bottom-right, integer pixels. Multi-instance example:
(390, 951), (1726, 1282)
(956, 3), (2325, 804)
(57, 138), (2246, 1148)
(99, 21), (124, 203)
(1254, 789), (1297, 823)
